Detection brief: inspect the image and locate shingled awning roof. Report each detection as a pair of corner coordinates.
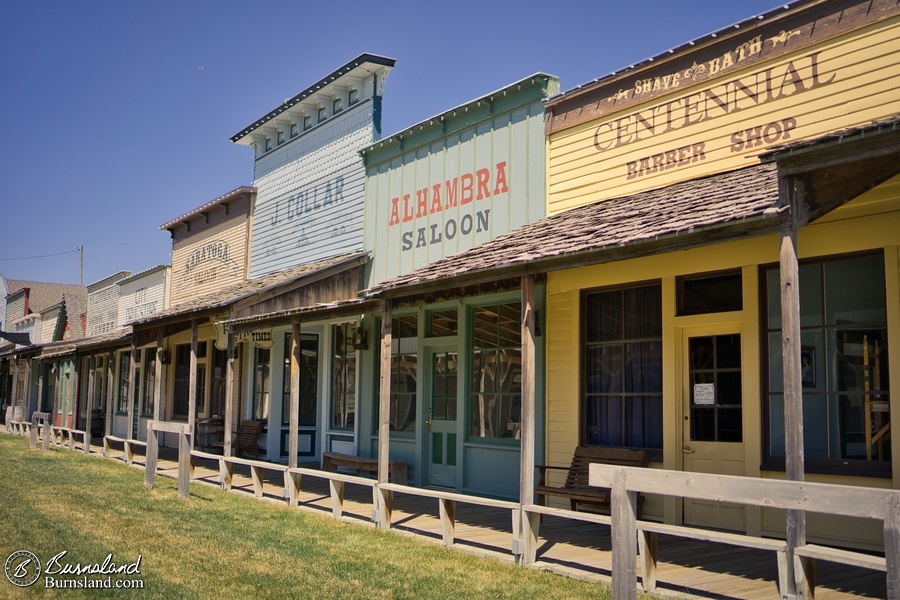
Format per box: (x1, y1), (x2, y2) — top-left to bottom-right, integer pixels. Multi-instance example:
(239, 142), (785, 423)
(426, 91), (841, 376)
(131, 251), (368, 327)
(365, 163), (786, 298)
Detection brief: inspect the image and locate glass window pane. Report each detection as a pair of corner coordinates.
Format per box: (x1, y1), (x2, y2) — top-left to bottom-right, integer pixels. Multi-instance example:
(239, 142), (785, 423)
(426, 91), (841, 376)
(677, 271), (742, 316)
(625, 341), (662, 393)
(625, 396), (662, 448)
(718, 408), (742, 442)
(428, 309), (457, 337)
(824, 254), (886, 325)
(716, 334), (741, 369)
(585, 396), (623, 447)
(585, 291), (621, 342)
(586, 345), (622, 394)
(624, 285), (662, 338)
(691, 408), (715, 441)
(718, 371), (742, 406)
(690, 337), (714, 371)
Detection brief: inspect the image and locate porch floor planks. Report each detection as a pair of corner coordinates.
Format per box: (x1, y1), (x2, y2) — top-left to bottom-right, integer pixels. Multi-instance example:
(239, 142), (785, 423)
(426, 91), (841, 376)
(143, 449), (887, 599)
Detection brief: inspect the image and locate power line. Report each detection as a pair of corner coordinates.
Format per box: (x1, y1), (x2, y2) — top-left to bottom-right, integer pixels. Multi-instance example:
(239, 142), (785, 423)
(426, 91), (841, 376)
(0, 249), (80, 261)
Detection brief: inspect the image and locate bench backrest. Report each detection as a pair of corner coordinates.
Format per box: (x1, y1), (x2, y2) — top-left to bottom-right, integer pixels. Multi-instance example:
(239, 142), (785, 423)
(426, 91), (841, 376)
(236, 420), (263, 448)
(566, 446), (649, 489)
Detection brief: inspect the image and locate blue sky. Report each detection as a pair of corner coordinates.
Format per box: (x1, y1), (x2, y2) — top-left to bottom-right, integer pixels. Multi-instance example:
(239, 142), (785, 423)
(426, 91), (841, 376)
(0, 0), (778, 286)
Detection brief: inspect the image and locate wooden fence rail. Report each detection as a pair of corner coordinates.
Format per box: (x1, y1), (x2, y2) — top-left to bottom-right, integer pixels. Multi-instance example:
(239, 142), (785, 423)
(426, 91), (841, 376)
(25, 428), (893, 599)
(588, 464), (900, 600)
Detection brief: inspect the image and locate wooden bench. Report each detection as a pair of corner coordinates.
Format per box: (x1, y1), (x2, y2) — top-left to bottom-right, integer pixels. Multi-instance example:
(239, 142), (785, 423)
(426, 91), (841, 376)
(213, 420), (263, 459)
(322, 452), (407, 485)
(535, 446), (649, 516)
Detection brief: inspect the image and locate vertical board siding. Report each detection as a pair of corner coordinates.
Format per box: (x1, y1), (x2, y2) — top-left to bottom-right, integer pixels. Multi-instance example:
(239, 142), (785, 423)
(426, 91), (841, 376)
(364, 101), (546, 285)
(547, 18), (900, 215)
(248, 103), (375, 278)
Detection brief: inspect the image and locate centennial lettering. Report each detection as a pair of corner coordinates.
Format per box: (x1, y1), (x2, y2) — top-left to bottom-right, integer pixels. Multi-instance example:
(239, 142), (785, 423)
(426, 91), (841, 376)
(595, 52), (834, 153)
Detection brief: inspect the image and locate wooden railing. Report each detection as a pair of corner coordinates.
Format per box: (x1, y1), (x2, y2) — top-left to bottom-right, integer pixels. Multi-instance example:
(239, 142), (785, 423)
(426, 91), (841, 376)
(18, 425), (896, 599)
(587, 463), (900, 600)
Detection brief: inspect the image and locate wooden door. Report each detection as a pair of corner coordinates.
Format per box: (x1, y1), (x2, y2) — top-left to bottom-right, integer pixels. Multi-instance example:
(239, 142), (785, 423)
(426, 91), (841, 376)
(682, 328), (746, 531)
(425, 347), (458, 487)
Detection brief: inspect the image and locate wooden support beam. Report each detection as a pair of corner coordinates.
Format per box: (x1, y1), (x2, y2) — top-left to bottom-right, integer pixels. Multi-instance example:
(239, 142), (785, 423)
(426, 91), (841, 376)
(153, 328), (163, 423)
(439, 498), (456, 545)
(611, 469), (637, 600)
(284, 471), (301, 506)
(638, 530), (658, 592)
(105, 350), (115, 438)
(780, 176), (812, 599)
(224, 333), (235, 456)
(145, 424), (159, 489)
(250, 465), (263, 498)
(178, 431), (191, 499)
(885, 493), (900, 600)
(84, 354), (95, 454)
(127, 342), (137, 441)
(220, 458), (234, 490)
(521, 508), (540, 565)
(376, 301), (392, 529)
(330, 480), (345, 518)
(289, 321), (301, 470)
(188, 320), (198, 449)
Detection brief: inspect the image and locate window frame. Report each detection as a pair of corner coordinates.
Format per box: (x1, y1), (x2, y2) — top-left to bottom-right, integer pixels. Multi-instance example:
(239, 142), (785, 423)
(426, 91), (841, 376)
(580, 281), (664, 461)
(760, 250), (890, 477)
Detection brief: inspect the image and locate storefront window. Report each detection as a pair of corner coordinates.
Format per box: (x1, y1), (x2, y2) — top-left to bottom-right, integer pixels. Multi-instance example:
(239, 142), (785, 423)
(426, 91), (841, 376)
(117, 351), (131, 414)
(582, 284), (663, 455)
(253, 347), (271, 422)
(330, 323), (356, 430)
(378, 315), (418, 433)
(470, 302), (521, 439)
(764, 253), (890, 474)
(173, 345), (190, 419)
(142, 348), (156, 417)
(282, 333), (318, 426)
(210, 347), (227, 417)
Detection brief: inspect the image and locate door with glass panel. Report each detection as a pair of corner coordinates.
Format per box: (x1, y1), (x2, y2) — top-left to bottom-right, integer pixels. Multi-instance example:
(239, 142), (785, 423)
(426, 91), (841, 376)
(425, 346), (458, 487)
(681, 327), (746, 531)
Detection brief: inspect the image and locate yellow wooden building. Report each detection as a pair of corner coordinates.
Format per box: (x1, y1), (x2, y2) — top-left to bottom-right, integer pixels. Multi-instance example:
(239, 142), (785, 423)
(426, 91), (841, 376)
(365, 0), (900, 551)
(540, 0), (900, 549)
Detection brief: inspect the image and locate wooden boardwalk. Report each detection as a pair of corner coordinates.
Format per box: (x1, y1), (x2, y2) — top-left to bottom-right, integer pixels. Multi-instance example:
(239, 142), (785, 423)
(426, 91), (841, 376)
(106, 444), (887, 599)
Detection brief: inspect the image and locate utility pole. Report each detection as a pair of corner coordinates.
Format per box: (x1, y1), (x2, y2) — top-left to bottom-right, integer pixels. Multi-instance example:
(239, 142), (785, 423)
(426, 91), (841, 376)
(78, 245), (83, 285)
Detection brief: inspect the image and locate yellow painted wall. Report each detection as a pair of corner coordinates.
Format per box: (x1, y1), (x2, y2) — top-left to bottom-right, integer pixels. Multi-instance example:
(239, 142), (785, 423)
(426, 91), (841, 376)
(543, 180), (900, 547)
(547, 16), (900, 214)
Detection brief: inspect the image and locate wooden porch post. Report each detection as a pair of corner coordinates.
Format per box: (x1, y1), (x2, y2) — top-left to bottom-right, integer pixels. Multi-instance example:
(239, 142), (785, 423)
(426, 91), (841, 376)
(780, 178), (814, 598)
(289, 321), (302, 469)
(376, 301), (393, 529)
(24, 358), (32, 419)
(153, 328), (163, 423)
(518, 275), (540, 564)
(35, 364), (44, 426)
(126, 341), (137, 441)
(70, 357), (78, 430)
(9, 359), (19, 430)
(224, 332), (235, 456)
(188, 319), (198, 448)
(84, 354), (95, 454)
(105, 350), (115, 438)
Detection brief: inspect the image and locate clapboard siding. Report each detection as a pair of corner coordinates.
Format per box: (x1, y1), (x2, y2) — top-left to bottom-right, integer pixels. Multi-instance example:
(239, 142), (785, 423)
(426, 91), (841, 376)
(547, 17), (900, 214)
(170, 218), (248, 307)
(118, 267), (169, 328)
(248, 102), (375, 278)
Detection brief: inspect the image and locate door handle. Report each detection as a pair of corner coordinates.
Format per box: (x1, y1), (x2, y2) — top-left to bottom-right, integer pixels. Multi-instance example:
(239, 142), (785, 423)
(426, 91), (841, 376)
(682, 446), (695, 454)
(425, 419), (432, 432)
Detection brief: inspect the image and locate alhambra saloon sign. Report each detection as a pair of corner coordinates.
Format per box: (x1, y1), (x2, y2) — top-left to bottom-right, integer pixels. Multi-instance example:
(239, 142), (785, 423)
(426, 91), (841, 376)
(363, 74), (558, 284)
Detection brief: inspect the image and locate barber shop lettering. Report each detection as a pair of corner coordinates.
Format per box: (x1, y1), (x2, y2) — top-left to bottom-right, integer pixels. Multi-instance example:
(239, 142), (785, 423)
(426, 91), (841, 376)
(389, 162), (507, 252)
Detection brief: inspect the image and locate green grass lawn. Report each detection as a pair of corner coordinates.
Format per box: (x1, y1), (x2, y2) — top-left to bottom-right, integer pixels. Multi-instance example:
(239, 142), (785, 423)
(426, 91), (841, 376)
(0, 434), (611, 599)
